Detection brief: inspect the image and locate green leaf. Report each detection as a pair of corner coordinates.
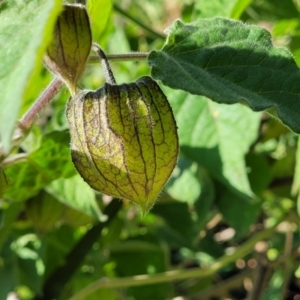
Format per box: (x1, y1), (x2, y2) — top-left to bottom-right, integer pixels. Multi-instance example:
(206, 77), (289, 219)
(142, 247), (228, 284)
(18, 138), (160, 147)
(246, 153), (272, 195)
(0, 202), (23, 250)
(216, 185), (262, 235)
(152, 201), (197, 247)
(193, 168), (215, 230)
(110, 234), (169, 300)
(25, 191), (64, 233)
(87, 0), (112, 42)
(165, 157), (215, 231)
(246, 0), (299, 21)
(11, 233), (45, 293)
(165, 88), (260, 198)
(230, 0), (252, 19)
(292, 137), (300, 216)
(4, 130), (75, 201)
(0, 0), (62, 153)
(46, 175), (106, 221)
(261, 270), (284, 300)
(166, 158), (201, 204)
(0, 167), (8, 198)
(192, 0), (237, 18)
(149, 18), (300, 134)
(0, 239), (18, 299)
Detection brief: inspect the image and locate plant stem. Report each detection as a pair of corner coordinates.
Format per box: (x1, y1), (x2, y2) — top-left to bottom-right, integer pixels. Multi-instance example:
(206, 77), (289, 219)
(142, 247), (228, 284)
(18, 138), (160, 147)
(92, 44), (116, 84)
(68, 224), (278, 300)
(194, 269), (254, 299)
(0, 78), (63, 162)
(89, 52), (149, 63)
(113, 4), (165, 40)
(21, 78), (63, 131)
(2, 153), (28, 167)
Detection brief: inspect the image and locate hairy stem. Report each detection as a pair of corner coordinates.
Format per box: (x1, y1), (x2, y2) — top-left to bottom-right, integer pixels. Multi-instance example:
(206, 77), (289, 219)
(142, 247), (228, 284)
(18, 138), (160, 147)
(20, 77), (63, 130)
(0, 78), (63, 162)
(92, 44), (116, 84)
(89, 52), (149, 63)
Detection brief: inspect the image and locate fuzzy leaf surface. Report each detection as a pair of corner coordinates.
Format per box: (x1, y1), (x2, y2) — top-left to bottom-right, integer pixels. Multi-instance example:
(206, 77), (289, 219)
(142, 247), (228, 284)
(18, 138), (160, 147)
(149, 18), (300, 134)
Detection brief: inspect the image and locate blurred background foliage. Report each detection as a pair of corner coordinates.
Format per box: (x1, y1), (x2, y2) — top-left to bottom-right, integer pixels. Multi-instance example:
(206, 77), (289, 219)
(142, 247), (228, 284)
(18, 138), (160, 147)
(1, 0), (300, 299)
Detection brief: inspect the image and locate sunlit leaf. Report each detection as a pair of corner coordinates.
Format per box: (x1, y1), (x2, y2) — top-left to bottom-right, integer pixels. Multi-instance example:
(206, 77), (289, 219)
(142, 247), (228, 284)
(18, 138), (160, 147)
(165, 88), (260, 198)
(87, 0), (112, 42)
(46, 175), (106, 221)
(0, 0), (62, 153)
(149, 18), (300, 134)
(4, 130), (75, 201)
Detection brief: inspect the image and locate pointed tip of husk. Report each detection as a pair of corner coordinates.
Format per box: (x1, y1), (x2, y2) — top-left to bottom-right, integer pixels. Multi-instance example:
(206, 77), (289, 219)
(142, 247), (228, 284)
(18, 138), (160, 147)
(139, 201), (154, 218)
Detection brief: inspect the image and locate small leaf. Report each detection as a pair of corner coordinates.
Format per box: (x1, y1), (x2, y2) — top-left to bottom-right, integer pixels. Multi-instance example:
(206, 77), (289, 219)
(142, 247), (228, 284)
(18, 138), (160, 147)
(67, 76), (179, 215)
(44, 4), (92, 95)
(149, 18), (300, 134)
(0, 0), (62, 153)
(46, 175), (106, 221)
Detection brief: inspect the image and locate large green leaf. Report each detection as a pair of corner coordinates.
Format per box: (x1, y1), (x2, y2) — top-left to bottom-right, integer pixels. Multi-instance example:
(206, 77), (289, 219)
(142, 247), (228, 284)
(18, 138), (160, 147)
(165, 157), (215, 231)
(165, 88), (260, 198)
(149, 18), (300, 134)
(166, 158), (201, 204)
(216, 185), (261, 235)
(4, 130), (75, 201)
(0, 0), (62, 153)
(46, 175), (106, 221)
(152, 201), (197, 247)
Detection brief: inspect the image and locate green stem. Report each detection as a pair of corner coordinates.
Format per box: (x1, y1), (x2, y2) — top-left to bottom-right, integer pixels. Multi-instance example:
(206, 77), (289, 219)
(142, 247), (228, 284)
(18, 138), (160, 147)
(0, 78), (63, 162)
(2, 153), (28, 167)
(92, 44), (116, 84)
(113, 4), (165, 40)
(89, 52), (149, 63)
(68, 224), (278, 300)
